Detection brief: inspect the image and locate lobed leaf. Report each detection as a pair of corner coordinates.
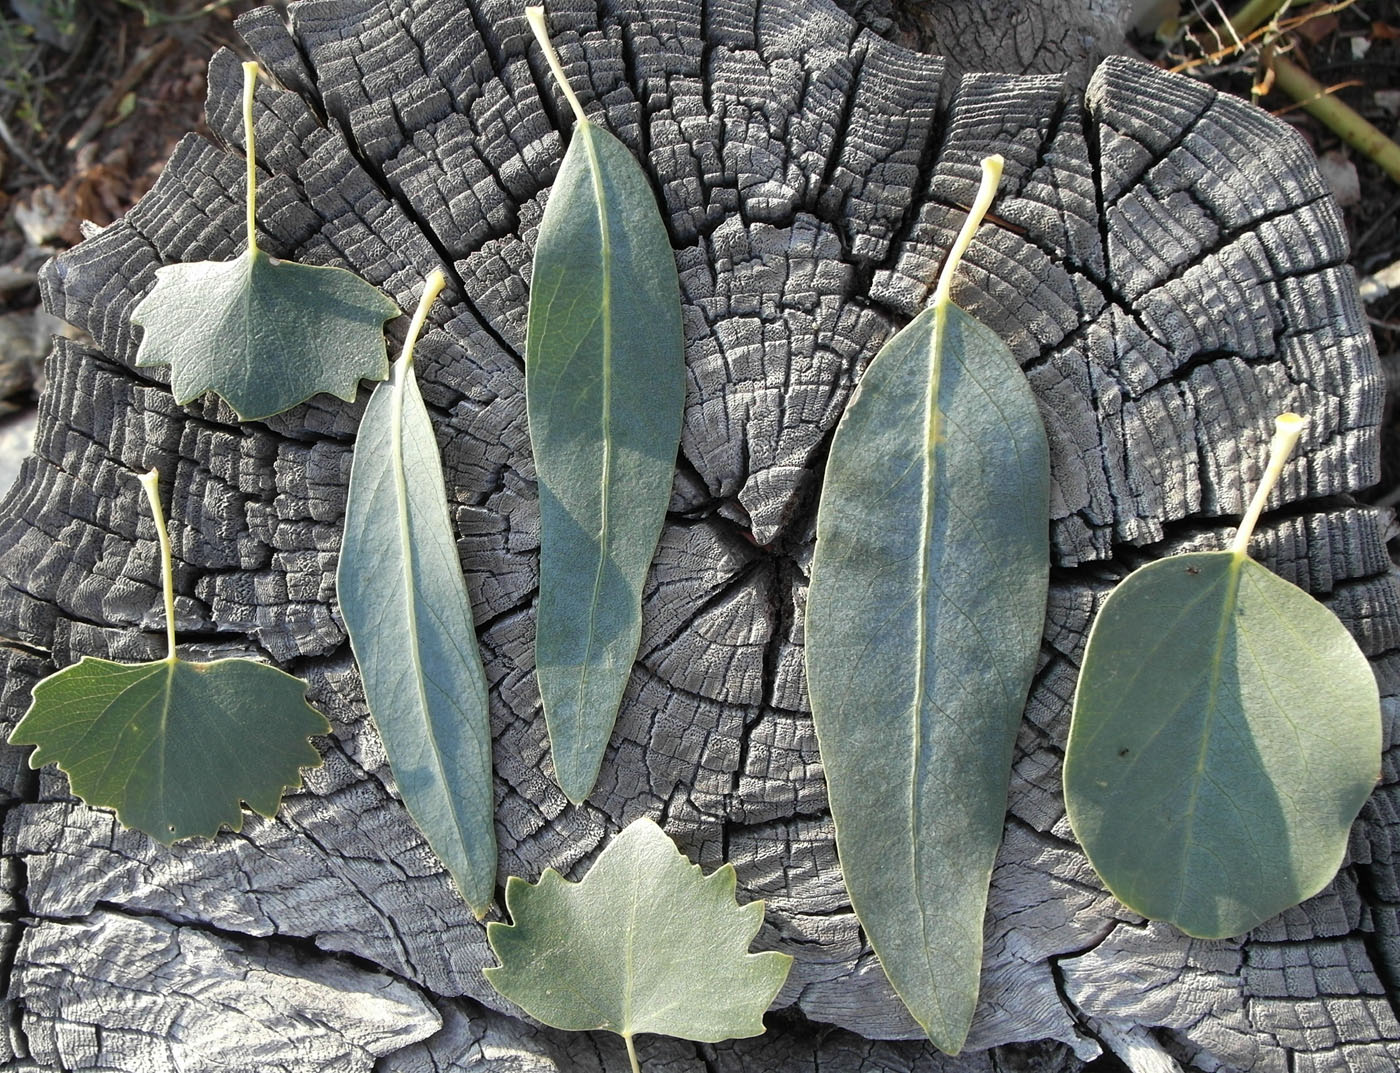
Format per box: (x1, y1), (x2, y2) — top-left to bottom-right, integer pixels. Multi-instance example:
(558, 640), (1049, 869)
(11, 656), (328, 844)
(485, 817), (791, 1058)
(130, 60), (399, 421)
(9, 468), (327, 844)
(131, 251), (400, 421)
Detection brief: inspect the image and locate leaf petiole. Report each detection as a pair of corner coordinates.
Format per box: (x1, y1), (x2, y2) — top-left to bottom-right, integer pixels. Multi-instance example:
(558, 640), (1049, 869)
(1229, 412), (1306, 559)
(624, 1033), (640, 1073)
(136, 469), (177, 663)
(928, 155), (1002, 450)
(396, 269), (447, 377)
(525, 6), (590, 128)
(242, 61), (259, 256)
(932, 155), (1004, 307)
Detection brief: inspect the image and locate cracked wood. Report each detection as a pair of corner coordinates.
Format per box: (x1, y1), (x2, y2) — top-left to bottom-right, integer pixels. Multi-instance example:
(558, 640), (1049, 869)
(0, 0), (1397, 1070)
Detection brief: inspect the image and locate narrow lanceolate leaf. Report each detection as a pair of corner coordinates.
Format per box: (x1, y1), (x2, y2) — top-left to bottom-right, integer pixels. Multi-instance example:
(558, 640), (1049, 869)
(131, 61), (399, 421)
(485, 818), (792, 1071)
(525, 8), (686, 805)
(1064, 414), (1382, 939)
(337, 270), (497, 917)
(804, 155), (1050, 1055)
(9, 470), (328, 844)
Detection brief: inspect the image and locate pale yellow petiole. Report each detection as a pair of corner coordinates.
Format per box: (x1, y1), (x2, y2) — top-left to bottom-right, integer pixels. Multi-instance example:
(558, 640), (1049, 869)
(242, 61), (260, 255)
(137, 469), (178, 663)
(1230, 412), (1306, 559)
(525, 6), (590, 128)
(395, 268), (448, 378)
(932, 154), (1004, 307)
(925, 154), (1003, 449)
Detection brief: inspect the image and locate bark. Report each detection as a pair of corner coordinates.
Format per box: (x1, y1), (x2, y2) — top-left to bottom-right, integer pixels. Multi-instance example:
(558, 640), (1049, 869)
(1, 0), (1396, 1070)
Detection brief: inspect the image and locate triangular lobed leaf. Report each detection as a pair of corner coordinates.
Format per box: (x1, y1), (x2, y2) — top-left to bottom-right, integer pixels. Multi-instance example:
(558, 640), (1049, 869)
(1064, 549), (1381, 938)
(10, 654), (328, 844)
(485, 818), (791, 1045)
(131, 250), (400, 421)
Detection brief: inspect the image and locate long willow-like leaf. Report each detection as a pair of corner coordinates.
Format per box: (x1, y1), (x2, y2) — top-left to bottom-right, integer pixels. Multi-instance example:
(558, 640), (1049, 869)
(525, 7), (685, 804)
(337, 269), (497, 917)
(804, 156), (1050, 1054)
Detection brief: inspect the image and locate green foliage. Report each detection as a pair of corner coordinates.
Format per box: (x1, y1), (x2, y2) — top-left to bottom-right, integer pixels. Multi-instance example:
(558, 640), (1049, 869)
(803, 155), (1050, 1053)
(524, 7), (686, 805)
(1064, 415), (1382, 938)
(337, 270), (498, 918)
(130, 61), (398, 421)
(485, 818), (792, 1071)
(9, 471), (328, 844)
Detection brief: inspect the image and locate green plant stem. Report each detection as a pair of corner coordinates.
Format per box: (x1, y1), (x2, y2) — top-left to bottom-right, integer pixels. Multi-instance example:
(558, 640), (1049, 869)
(242, 61), (259, 255)
(525, 6), (590, 127)
(114, 0), (242, 27)
(1230, 413), (1305, 559)
(624, 1033), (641, 1073)
(137, 469), (178, 662)
(1228, 0), (1292, 40)
(1269, 56), (1400, 186)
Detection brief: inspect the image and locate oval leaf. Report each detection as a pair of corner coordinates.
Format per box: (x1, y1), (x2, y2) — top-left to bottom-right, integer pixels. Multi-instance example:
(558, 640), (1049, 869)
(1064, 550), (1382, 938)
(526, 105), (685, 802)
(804, 157), (1049, 1053)
(337, 272), (497, 917)
(10, 655), (327, 844)
(485, 817), (791, 1052)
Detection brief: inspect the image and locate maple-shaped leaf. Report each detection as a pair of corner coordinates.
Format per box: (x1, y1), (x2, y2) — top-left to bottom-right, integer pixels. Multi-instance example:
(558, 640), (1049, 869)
(485, 818), (792, 1068)
(129, 61), (398, 421)
(8, 470), (329, 844)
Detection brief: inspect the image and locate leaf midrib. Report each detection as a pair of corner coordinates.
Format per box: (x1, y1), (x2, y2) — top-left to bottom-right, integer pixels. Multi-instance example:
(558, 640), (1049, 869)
(387, 367), (475, 862)
(1171, 558), (1246, 920)
(570, 120), (615, 757)
(906, 300), (948, 1032)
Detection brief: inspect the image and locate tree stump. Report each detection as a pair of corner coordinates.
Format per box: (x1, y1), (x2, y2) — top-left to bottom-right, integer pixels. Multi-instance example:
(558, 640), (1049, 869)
(2, 1), (1397, 1070)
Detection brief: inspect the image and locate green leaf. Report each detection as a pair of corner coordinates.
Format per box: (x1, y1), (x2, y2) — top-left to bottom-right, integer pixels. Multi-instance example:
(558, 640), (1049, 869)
(525, 9), (686, 805)
(337, 270), (497, 917)
(130, 61), (399, 421)
(131, 251), (400, 421)
(8, 471), (328, 844)
(804, 155), (1050, 1054)
(484, 817), (792, 1069)
(1064, 414), (1382, 939)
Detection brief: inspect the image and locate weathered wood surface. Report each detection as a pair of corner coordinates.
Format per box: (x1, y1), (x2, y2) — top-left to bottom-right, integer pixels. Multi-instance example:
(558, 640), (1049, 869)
(1, 0), (1397, 1070)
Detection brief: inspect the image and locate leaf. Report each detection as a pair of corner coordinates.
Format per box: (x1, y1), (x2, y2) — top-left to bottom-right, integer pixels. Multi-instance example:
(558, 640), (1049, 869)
(525, 8), (686, 804)
(484, 817), (792, 1068)
(131, 252), (400, 421)
(337, 269), (497, 917)
(130, 61), (398, 421)
(8, 471), (328, 844)
(803, 155), (1050, 1054)
(1064, 414), (1382, 939)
